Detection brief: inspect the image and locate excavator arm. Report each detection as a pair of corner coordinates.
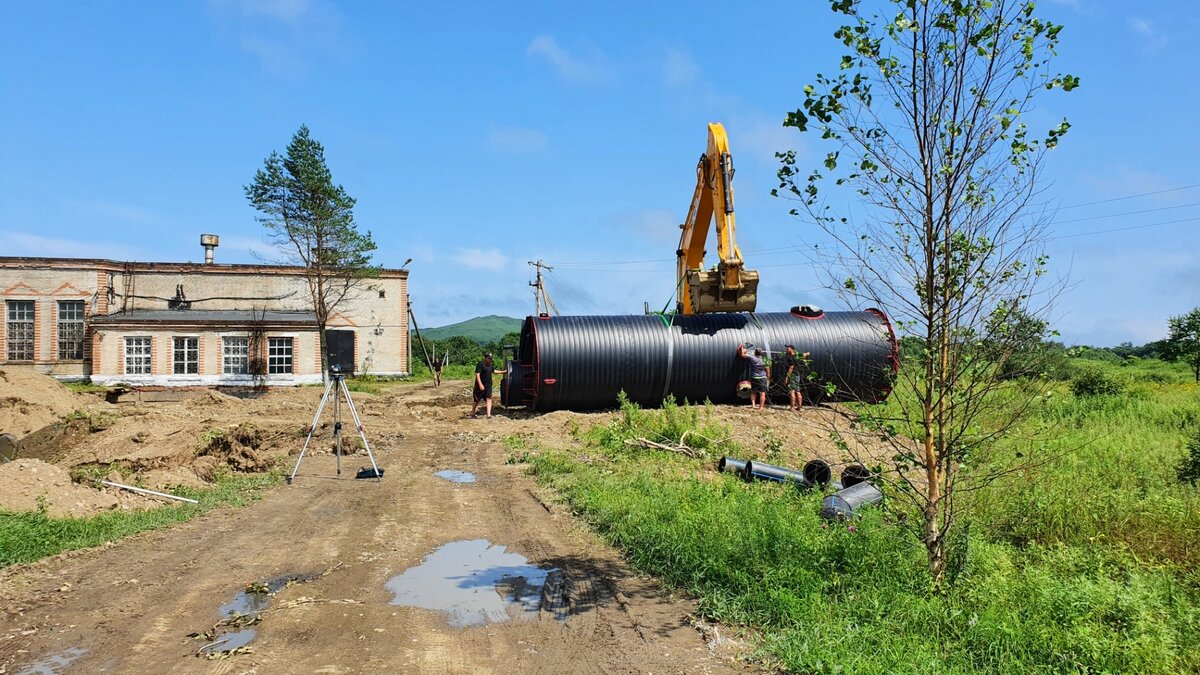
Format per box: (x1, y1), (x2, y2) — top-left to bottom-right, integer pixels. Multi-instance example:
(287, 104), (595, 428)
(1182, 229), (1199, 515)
(676, 123), (759, 314)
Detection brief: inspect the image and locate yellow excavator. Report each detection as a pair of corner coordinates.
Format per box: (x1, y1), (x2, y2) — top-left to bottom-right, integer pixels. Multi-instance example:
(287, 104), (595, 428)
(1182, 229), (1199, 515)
(675, 122), (759, 314)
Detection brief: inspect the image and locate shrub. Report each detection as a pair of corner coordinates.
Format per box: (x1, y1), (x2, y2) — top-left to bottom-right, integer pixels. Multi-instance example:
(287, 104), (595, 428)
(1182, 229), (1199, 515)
(1071, 365), (1125, 397)
(1177, 428), (1200, 485)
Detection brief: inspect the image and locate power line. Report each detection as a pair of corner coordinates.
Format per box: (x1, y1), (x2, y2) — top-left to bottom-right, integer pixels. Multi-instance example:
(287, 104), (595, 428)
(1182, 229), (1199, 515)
(1049, 215), (1200, 240)
(1053, 201), (1200, 225)
(1058, 183), (1200, 210)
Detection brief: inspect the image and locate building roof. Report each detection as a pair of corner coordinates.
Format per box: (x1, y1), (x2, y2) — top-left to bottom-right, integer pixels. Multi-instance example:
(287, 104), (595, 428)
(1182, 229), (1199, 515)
(90, 309), (319, 327)
(0, 256), (408, 278)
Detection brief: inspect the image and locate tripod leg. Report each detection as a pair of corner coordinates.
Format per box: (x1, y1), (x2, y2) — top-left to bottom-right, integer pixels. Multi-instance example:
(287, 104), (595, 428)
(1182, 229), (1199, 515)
(334, 386), (342, 476)
(339, 378), (382, 481)
(289, 377), (336, 484)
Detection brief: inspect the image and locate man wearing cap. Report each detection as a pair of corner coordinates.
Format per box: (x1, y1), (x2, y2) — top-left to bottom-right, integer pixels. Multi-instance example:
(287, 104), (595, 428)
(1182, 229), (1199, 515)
(471, 353), (495, 418)
(783, 345), (811, 411)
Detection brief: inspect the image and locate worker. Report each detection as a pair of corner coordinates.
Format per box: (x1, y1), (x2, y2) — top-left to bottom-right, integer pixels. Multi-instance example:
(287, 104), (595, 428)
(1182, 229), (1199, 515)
(737, 344), (771, 411)
(784, 344), (811, 411)
(432, 355), (444, 387)
(471, 353), (495, 418)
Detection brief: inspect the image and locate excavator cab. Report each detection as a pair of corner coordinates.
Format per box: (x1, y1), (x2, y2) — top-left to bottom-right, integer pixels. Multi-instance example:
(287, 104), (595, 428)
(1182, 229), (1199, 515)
(676, 123), (759, 315)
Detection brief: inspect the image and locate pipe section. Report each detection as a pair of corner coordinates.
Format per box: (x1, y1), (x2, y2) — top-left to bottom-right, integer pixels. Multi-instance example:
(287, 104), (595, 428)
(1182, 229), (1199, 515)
(744, 460), (812, 488)
(803, 459), (832, 486)
(841, 464), (872, 488)
(717, 456), (747, 476)
(820, 481), (883, 520)
(502, 309), (897, 411)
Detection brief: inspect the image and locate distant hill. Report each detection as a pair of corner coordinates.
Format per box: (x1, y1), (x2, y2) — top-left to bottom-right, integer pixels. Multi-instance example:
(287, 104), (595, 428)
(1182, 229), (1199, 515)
(418, 315), (522, 344)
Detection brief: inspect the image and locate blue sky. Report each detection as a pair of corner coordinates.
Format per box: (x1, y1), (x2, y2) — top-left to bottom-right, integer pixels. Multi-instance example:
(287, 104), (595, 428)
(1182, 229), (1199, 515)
(1, 0), (1197, 346)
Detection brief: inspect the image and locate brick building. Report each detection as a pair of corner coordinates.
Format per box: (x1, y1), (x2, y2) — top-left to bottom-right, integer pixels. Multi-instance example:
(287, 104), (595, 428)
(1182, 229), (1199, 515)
(0, 243), (409, 385)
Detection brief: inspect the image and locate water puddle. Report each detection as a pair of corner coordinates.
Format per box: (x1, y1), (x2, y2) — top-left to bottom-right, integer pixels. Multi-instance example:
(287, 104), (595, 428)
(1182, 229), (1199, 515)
(386, 539), (555, 627)
(196, 572), (317, 657)
(435, 469), (477, 483)
(15, 648), (87, 675)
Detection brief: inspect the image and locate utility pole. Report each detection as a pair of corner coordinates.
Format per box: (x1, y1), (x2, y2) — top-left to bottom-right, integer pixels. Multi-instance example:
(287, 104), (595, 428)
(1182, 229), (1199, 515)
(528, 260), (559, 316)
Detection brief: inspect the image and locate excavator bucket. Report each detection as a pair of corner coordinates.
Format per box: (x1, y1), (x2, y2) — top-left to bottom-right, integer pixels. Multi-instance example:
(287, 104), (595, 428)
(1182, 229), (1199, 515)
(688, 269), (760, 313)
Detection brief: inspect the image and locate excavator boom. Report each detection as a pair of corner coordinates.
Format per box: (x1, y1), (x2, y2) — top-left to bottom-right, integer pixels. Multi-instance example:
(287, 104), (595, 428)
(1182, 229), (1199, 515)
(676, 123), (759, 314)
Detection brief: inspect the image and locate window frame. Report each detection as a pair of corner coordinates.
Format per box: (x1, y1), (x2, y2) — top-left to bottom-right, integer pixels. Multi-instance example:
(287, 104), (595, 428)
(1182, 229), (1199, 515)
(267, 336), (294, 374)
(124, 336), (152, 375)
(57, 300), (85, 361)
(222, 336), (251, 375)
(5, 300), (35, 362)
(172, 336), (199, 375)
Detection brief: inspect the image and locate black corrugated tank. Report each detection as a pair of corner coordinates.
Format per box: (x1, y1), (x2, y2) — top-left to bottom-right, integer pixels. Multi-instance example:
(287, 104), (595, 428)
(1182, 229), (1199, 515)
(501, 309), (898, 411)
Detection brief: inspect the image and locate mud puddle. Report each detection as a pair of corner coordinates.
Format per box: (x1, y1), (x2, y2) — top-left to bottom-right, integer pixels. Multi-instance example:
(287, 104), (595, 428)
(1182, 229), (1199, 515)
(195, 572), (318, 657)
(434, 469), (477, 483)
(14, 647), (87, 675)
(386, 539), (556, 627)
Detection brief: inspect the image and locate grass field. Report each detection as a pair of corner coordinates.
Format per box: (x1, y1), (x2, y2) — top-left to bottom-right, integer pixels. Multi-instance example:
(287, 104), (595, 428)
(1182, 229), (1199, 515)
(520, 358), (1200, 673)
(0, 471), (280, 568)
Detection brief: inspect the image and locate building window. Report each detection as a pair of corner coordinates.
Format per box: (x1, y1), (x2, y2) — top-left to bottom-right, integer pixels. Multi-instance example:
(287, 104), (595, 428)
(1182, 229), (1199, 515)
(173, 337), (198, 375)
(57, 301), (85, 360)
(268, 337), (293, 374)
(125, 336), (152, 375)
(5, 301), (34, 361)
(223, 337), (250, 375)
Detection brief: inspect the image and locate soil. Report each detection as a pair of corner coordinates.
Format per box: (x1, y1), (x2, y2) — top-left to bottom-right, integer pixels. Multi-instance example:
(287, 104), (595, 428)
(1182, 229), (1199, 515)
(0, 368), (100, 439)
(0, 373), (895, 673)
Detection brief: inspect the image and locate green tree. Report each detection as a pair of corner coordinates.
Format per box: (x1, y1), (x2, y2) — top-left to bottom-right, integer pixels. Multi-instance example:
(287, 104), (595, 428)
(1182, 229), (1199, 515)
(245, 125), (379, 380)
(1165, 308), (1200, 381)
(775, 0), (1076, 584)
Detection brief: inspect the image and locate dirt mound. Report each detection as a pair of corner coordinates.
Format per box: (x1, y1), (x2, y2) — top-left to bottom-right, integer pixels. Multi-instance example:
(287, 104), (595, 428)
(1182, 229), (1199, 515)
(195, 424), (280, 477)
(0, 368), (93, 438)
(0, 458), (119, 517)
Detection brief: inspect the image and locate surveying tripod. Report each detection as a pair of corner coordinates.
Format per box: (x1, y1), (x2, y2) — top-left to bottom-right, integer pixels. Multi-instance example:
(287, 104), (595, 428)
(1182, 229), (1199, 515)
(288, 372), (382, 483)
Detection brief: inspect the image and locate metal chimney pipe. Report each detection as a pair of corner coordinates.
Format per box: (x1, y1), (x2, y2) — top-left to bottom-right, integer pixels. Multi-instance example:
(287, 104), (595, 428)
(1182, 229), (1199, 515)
(200, 234), (220, 264)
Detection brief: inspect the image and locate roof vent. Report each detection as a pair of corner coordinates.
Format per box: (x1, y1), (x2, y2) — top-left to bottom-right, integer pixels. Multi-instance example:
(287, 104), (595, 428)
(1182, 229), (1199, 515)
(201, 234), (220, 264)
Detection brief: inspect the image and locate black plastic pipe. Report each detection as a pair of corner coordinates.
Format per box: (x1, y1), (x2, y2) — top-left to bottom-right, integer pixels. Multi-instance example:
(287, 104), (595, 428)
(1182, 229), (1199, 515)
(744, 460), (812, 488)
(820, 481), (884, 520)
(803, 459), (832, 486)
(717, 456), (747, 476)
(501, 309), (898, 411)
(841, 464), (872, 488)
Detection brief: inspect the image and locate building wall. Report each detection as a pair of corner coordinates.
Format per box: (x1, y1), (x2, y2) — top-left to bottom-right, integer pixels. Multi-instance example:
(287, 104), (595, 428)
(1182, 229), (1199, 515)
(0, 267), (101, 379)
(0, 258), (409, 382)
(90, 327), (324, 386)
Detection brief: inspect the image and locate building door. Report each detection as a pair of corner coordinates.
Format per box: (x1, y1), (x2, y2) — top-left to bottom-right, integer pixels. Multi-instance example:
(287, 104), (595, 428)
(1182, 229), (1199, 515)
(326, 330), (355, 375)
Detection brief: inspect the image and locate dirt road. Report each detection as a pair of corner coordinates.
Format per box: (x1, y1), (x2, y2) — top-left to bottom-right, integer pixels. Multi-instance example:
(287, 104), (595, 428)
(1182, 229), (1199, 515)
(0, 382), (747, 674)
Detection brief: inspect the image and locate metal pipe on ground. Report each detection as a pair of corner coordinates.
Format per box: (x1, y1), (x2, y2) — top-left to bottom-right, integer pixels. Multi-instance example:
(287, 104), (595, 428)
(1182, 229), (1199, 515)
(820, 481), (883, 520)
(717, 456), (747, 476)
(744, 460), (812, 488)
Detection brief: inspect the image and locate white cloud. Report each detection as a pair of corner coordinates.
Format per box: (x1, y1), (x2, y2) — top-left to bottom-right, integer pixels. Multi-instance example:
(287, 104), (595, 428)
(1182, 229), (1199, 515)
(661, 48), (700, 88)
(602, 208), (679, 245)
(453, 247), (508, 271)
(487, 126), (549, 154)
(1, 232), (143, 260)
(1128, 17), (1167, 50)
(208, 0), (312, 23)
(526, 34), (618, 86)
(205, 0), (343, 75)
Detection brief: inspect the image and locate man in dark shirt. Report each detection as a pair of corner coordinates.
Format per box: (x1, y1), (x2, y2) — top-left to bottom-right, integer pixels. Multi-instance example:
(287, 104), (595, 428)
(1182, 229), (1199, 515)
(432, 355), (444, 387)
(737, 343), (771, 411)
(471, 353), (495, 418)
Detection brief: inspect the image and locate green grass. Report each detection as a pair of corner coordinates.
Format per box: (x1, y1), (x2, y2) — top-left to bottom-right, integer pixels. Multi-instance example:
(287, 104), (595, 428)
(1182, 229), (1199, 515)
(0, 471), (281, 568)
(521, 360), (1200, 673)
(62, 380), (112, 394)
(405, 361), (489, 384)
